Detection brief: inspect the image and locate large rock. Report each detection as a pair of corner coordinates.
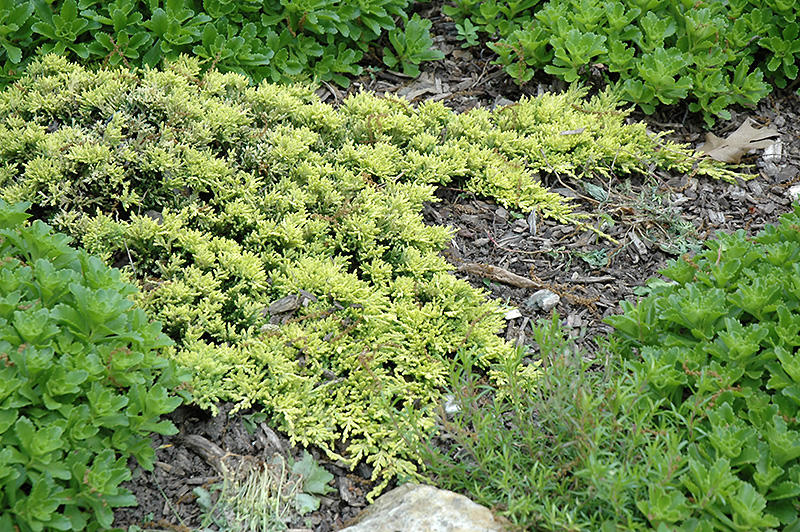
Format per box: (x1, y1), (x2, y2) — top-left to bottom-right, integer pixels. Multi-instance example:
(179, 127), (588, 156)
(339, 483), (510, 532)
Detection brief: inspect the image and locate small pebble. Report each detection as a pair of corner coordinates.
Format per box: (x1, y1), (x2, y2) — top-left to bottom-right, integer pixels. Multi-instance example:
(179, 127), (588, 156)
(524, 289), (560, 312)
(443, 394), (461, 415)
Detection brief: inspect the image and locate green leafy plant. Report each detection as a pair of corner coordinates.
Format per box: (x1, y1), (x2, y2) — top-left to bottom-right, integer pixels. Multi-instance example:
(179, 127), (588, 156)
(194, 483), (229, 530)
(140, 0), (211, 67)
(443, 0), (543, 37)
(604, 202), (800, 529)
(454, 17), (480, 48)
(462, 0), (792, 125)
(761, 22), (800, 86)
(0, 199), (188, 532)
(84, 0), (154, 67)
(191, 20), (273, 74)
(383, 13), (445, 77)
(32, 0), (101, 59)
(0, 0), (34, 64)
(405, 318), (679, 531)
(544, 27), (607, 82)
(289, 452), (335, 514)
(0, 0), (443, 88)
(241, 411), (269, 436)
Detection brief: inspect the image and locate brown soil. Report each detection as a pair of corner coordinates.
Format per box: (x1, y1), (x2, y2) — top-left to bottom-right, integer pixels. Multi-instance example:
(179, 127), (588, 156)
(112, 2), (800, 530)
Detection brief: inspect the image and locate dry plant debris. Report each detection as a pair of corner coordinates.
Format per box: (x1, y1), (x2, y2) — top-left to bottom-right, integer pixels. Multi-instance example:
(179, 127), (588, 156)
(700, 119), (780, 164)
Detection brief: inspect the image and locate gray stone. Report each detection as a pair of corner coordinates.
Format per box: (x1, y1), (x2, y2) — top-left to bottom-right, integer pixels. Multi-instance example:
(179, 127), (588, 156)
(494, 96), (515, 109)
(339, 483), (510, 532)
(524, 289), (560, 312)
(144, 210), (164, 225)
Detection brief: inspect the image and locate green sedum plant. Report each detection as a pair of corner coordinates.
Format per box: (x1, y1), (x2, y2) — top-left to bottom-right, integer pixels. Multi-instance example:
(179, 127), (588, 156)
(443, 0), (543, 39)
(605, 203), (800, 530)
(454, 17), (480, 48)
(383, 13), (445, 77)
(0, 55), (736, 495)
(0, 0), (447, 88)
(0, 199), (188, 532)
(449, 0), (796, 126)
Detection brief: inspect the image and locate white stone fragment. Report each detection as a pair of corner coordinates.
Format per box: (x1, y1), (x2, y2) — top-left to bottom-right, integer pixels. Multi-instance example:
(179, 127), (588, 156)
(789, 184), (800, 203)
(761, 139), (782, 178)
(442, 394), (461, 415)
(526, 289), (560, 312)
(708, 210), (725, 225)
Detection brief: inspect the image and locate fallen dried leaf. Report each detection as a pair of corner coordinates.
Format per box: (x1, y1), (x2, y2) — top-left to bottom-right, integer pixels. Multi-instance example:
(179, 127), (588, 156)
(699, 119), (779, 164)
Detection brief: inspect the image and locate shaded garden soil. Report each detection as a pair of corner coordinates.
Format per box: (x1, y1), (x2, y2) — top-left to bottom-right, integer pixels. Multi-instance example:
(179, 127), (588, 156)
(113, 2), (800, 530)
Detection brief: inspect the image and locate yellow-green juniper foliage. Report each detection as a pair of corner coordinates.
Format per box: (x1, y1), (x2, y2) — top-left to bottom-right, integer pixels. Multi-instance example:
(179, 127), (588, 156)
(0, 55), (735, 494)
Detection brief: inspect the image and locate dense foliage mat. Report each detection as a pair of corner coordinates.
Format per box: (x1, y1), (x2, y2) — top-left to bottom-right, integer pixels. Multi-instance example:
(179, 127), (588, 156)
(417, 204), (800, 531)
(407, 321), (673, 531)
(0, 55), (734, 493)
(606, 203), (800, 530)
(0, 199), (187, 532)
(0, 0), (447, 88)
(447, 0), (798, 125)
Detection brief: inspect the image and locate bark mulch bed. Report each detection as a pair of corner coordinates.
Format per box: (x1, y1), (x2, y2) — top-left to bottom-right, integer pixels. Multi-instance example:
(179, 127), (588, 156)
(113, 3), (800, 530)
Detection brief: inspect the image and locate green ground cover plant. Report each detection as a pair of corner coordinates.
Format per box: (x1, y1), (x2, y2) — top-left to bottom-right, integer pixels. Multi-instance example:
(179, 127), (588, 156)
(382, 12), (445, 77)
(606, 203), (800, 530)
(407, 320), (674, 531)
(0, 0), (446, 88)
(447, 0), (798, 125)
(414, 204), (800, 530)
(0, 199), (188, 532)
(0, 55), (736, 495)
